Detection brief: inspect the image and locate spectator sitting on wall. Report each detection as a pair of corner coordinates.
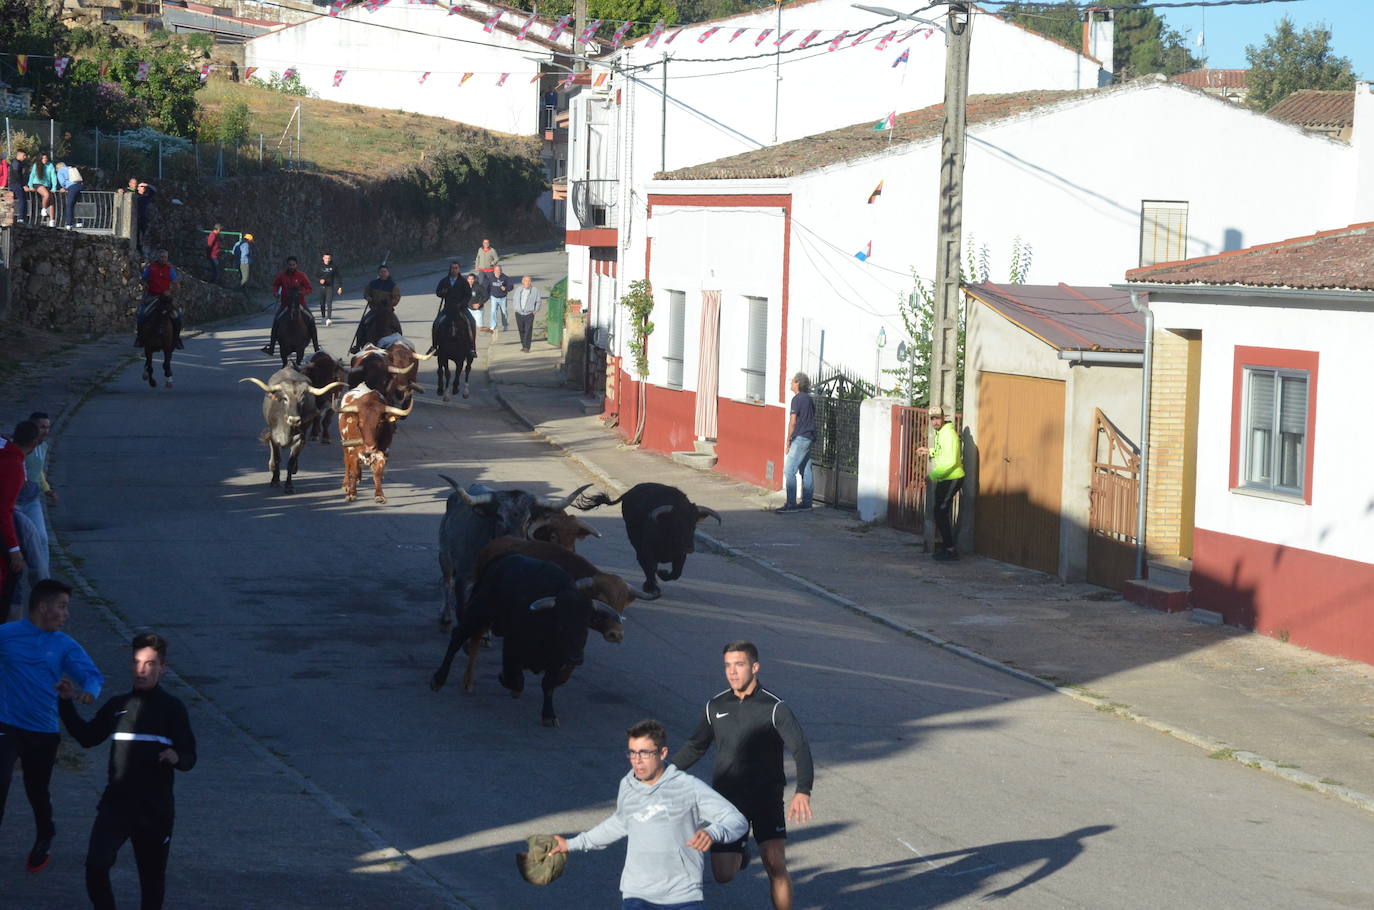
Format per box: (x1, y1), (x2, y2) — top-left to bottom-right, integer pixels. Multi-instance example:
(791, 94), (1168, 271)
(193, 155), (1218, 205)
(27, 153), (57, 227)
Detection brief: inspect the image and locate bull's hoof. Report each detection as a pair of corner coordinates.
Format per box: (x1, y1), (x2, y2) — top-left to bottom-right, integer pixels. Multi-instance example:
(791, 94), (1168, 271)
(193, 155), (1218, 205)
(269, 478), (280, 488)
(429, 673), (446, 692)
(463, 682), (475, 694)
(656, 569), (673, 581)
(164, 379), (173, 389)
(374, 494), (387, 504)
(283, 482), (295, 495)
(344, 493), (356, 503)
(542, 716), (559, 728)
(441, 393), (450, 402)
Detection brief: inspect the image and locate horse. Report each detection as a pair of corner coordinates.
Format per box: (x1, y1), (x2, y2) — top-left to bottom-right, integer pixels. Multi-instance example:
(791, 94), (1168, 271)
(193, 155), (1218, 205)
(139, 295), (177, 389)
(277, 289), (313, 369)
(354, 295), (402, 353)
(432, 305), (477, 401)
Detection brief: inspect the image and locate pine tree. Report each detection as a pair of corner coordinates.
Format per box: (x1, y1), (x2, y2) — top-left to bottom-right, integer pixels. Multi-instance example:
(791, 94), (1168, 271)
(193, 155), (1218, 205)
(1245, 17), (1356, 112)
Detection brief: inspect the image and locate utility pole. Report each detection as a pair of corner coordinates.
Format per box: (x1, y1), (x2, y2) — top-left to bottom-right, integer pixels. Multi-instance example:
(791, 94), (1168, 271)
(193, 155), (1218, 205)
(661, 54), (668, 173)
(928, 2), (971, 421)
(573, 0), (587, 72)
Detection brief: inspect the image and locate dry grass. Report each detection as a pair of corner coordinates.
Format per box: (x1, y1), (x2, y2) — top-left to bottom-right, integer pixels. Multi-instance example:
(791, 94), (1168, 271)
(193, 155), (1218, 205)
(198, 79), (521, 181)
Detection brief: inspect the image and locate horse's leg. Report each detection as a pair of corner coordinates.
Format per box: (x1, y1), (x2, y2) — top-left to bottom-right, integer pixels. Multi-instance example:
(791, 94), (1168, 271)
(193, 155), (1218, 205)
(462, 354), (473, 399)
(163, 342), (174, 388)
(143, 349), (155, 388)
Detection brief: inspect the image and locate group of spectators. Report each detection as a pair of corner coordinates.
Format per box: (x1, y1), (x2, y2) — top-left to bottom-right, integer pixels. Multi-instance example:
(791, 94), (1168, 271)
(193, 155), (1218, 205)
(469, 239), (544, 352)
(3, 149), (87, 230)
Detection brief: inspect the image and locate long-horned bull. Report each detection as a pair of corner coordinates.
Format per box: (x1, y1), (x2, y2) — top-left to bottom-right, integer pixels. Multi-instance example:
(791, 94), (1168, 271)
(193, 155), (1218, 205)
(300, 351), (347, 445)
(430, 553), (624, 727)
(378, 335), (435, 411)
(240, 370), (345, 494)
(574, 482), (721, 596)
(435, 476), (595, 633)
(337, 386), (412, 504)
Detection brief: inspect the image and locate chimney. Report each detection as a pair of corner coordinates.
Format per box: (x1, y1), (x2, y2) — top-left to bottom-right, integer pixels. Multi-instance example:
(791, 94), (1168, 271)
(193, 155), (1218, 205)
(1083, 6), (1115, 86)
(1355, 82), (1374, 223)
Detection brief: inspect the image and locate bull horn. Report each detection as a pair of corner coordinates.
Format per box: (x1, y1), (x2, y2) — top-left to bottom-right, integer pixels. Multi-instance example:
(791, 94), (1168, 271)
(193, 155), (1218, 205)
(407, 383), (425, 392)
(575, 519), (602, 539)
(387, 365), (412, 374)
(339, 406), (360, 413)
(307, 381), (345, 397)
(540, 483), (594, 511)
(650, 504), (673, 521)
(384, 401), (414, 417)
(239, 377), (279, 393)
(628, 584), (660, 601)
(414, 351), (437, 361)
(591, 600), (623, 628)
(528, 597), (559, 612)
(696, 506), (723, 525)
(450, 481), (495, 506)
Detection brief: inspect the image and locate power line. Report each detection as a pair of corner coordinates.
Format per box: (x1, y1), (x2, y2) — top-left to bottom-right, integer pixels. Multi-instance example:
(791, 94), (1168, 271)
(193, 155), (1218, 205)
(976, 0), (1304, 8)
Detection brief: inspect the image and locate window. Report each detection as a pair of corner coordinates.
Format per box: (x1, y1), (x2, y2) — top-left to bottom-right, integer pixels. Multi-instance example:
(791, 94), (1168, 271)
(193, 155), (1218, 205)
(663, 289), (686, 388)
(1241, 367), (1308, 494)
(743, 296), (768, 402)
(1139, 201), (1188, 267)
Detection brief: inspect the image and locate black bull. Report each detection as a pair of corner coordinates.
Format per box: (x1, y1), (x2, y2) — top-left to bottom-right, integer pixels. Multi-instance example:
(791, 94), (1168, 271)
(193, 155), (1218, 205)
(240, 369), (345, 494)
(574, 482), (721, 595)
(430, 554), (622, 727)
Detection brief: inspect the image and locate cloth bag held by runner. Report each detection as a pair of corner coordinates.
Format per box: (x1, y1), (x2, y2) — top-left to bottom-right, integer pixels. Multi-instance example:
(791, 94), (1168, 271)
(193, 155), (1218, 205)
(516, 834), (567, 886)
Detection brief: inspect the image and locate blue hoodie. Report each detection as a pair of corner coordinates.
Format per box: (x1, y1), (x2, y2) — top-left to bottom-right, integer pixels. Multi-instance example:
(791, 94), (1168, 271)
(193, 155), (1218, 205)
(0, 617), (103, 733)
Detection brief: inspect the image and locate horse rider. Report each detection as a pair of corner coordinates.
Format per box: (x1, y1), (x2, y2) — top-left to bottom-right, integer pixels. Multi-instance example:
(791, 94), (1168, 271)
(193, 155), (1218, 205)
(261, 256), (320, 357)
(428, 260), (474, 354)
(134, 249), (184, 349)
(349, 264), (401, 355)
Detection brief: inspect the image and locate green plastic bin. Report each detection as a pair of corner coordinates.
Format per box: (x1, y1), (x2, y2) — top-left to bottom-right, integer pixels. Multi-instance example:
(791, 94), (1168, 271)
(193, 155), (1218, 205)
(545, 277), (567, 347)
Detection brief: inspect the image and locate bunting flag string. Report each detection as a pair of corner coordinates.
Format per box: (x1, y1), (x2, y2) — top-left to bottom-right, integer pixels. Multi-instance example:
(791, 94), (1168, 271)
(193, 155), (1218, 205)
(849, 32), (867, 48)
(645, 20), (665, 48)
(547, 14), (572, 41)
(529, 72), (540, 83)
(867, 180), (883, 204)
(333, 69), (346, 86)
(558, 73), (575, 90)
(483, 10), (501, 32)
(328, 0), (346, 16)
(135, 61), (152, 82)
(495, 72), (508, 86)
(418, 71), (430, 84)
(53, 57), (69, 78)
(798, 29), (821, 48)
(855, 241), (871, 262)
(460, 72), (473, 85)
(730, 27), (747, 42)
(874, 31), (897, 51)
(698, 26), (720, 44)
(872, 111), (895, 131)
(244, 66), (257, 81)
(892, 48), (908, 67)
(517, 13), (537, 40)
(578, 19), (603, 44)
(15, 55), (27, 75)
(773, 29), (795, 47)
(753, 29), (773, 47)
(665, 27), (686, 44)
(827, 32), (848, 52)
(610, 20), (633, 48)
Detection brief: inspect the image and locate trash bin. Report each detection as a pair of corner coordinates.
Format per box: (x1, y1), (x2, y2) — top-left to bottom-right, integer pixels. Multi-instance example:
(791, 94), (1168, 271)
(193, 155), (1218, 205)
(546, 277), (567, 348)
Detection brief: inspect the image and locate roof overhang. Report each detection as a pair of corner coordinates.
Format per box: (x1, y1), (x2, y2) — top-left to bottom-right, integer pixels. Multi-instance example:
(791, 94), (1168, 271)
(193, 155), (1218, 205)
(1114, 283), (1374, 312)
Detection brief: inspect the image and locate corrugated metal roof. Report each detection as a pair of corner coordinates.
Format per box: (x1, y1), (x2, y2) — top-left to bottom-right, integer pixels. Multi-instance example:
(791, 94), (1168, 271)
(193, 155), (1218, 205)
(1125, 222), (1374, 292)
(965, 282), (1145, 352)
(1170, 68), (1249, 90)
(1266, 89), (1354, 129)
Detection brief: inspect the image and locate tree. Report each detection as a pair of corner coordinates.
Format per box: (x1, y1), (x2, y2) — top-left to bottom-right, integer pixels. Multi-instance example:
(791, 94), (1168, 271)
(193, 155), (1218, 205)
(1245, 17), (1356, 112)
(996, 1), (1202, 80)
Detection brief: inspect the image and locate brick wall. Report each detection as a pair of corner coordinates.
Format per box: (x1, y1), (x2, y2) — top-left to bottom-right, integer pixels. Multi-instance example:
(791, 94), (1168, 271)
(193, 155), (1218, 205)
(1145, 328), (1188, 557)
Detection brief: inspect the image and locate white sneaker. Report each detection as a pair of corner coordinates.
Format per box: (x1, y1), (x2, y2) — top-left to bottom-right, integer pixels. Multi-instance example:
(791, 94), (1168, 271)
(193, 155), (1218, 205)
(325, 318), (332, 326)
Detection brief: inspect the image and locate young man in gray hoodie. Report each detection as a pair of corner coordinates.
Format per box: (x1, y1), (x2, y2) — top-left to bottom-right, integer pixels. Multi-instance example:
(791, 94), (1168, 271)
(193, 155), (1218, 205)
(553, 718), (747, 910)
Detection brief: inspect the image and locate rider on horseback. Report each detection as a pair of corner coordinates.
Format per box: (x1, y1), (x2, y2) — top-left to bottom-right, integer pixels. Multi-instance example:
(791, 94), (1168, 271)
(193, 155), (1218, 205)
(134, 249), (184, 349)
(427, 260), (474, 354)
(349, 264), (402, 355)
(261, 256), (321, 356)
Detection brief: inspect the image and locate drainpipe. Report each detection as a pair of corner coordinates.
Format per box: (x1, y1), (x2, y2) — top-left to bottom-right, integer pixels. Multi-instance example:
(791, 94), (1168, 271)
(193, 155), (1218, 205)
(1128, 289), (1152, 579)
(1057, 350), (1143, 366)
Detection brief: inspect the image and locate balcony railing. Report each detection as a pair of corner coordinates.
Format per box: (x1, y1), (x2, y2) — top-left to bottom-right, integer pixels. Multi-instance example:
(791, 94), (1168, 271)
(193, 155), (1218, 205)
(571, 179), (619, 230)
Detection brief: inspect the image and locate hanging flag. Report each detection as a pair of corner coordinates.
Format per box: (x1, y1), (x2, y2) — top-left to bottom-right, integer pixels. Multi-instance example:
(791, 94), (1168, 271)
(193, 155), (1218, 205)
(53, 57), (70, 78)
(244, 66), (258, 81)
(798, 29), (821, 48)
(333, 69), (346, 86)
(665, 27), (686, 44)
(867, 180), (883, 204)
(418, 71), (430, 84)
(578, 19), (602, 44)
(923, 28), (935, 39)
(874, 30), (897, 51)
(593, 72), (608, 87)
(135, 61), (152, 82)
(730, 27), (748, 42)
(100, 60), (110, 78)
(558, 74), (575, 90)
(548, 13), (572, 40)
(283, 67), (298, 80)
(460, 72), (473, 86)
(484, 10), (501, 32)
(328, 0), (345, 15)
(1194, 29), (1205, 47)
(16, 55), (28, 76)
(897, 26), (918, 42)
(892, 48), (909, 67)
(753, 29), (773, 47)
(529, 73), (541, 84)
(517, 13), (537, 40)
(872, 112), (895, 131)
(200, 63), (213, 83)
(827, 31), (848, 52)
(698, 26), (720, 43)
(849, 31), (867, 47)
(611, 20), (633, 48)
(855, 241), (871, 262)
(645, 20), (666, 48)
(773, 29), (795, 47)
(496, 73), (509, 86)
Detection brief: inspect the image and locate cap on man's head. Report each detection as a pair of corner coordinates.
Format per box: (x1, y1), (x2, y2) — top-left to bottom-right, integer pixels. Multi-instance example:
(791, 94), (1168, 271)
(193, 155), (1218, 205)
(929, 406), (945, 419)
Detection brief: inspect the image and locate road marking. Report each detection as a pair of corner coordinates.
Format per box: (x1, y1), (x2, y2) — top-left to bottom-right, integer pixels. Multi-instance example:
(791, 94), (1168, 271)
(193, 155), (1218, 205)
(896, 837), (1000, 877)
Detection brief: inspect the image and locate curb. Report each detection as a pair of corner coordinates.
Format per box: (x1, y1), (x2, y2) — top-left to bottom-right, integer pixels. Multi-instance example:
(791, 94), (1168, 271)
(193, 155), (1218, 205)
(490, 381), (1374, 819)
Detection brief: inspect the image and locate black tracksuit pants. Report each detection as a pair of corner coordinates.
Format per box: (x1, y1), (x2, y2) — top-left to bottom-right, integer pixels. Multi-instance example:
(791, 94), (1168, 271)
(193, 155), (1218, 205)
(0, 723), (61, 840)
(85, 804), (174, 910)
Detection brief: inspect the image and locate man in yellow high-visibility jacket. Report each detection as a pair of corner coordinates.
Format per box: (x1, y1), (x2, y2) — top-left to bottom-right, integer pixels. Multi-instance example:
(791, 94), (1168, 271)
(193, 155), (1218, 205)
(917, 406), (964, 561)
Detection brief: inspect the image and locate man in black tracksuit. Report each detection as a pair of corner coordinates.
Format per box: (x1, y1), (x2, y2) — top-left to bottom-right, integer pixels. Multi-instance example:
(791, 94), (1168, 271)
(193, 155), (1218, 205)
(316, 252), (343, 325)
(670, 640), (814, 910)
(59, 632), (197, 910)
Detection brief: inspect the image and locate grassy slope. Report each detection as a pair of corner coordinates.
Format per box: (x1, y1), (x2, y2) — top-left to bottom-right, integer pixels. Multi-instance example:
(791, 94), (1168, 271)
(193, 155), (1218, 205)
(197, 79), (528, 181)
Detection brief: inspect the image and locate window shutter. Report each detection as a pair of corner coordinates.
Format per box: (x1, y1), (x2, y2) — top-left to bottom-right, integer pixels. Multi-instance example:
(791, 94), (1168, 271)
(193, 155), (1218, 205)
(1279, 375), (1307, 434)
(1139, 201), (1189, 267)
(746, 296), (768, 401)
(1248, 371), (1275, 430)
(666, 290), (686, 388)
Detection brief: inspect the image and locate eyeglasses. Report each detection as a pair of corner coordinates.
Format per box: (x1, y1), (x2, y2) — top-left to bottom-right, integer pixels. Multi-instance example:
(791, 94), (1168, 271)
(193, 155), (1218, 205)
(625, 749), (662, 760)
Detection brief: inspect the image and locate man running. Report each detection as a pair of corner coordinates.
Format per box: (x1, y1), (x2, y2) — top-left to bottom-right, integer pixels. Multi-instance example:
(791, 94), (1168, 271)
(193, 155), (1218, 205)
(551, 718), (746, 910)
(0, 578), (104, 873)
(316, 252), (342, 326)
(261, 256), (320, 357)
(134, 250), (184, 350)
(61, 631), (196, 910)
(669, 640), (814, 910)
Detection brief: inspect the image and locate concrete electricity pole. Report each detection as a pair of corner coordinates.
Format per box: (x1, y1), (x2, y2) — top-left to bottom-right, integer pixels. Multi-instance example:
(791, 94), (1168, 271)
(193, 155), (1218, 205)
(573, 0), (587, 71)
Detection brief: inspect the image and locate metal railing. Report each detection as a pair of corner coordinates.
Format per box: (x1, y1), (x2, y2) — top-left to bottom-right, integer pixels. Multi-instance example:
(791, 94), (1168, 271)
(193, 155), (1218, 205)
(14, 189), (117, 234)
(571, 179), (619, 229)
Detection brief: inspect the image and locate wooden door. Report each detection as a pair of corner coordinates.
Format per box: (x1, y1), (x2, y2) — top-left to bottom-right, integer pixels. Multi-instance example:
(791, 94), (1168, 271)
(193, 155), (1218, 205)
(975, 372), (1066, 575)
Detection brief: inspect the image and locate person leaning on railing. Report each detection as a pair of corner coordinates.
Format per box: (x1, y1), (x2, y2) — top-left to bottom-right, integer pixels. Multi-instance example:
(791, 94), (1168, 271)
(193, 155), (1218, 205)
(55, 162), (84, 230)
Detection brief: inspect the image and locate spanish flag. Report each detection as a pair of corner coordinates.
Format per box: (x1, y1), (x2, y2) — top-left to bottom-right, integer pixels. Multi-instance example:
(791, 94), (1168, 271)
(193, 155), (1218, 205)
(16, 55), (27, 75)
(868, 181), (883, 204)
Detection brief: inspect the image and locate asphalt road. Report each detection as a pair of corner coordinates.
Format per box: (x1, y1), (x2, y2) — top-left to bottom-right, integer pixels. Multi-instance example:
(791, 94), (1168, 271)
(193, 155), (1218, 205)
(14, 251), (1374, 909)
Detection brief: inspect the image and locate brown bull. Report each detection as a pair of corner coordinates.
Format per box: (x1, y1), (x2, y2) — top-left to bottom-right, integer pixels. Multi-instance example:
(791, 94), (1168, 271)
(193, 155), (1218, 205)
(383, 339), (435, 410)
(338, 386), (412, 503)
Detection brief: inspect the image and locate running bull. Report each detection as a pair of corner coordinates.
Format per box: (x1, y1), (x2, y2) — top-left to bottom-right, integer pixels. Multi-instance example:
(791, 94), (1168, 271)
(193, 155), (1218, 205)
(240, 368), (344, 494)
(429, 553), (625, 727)
(338, 385), (412, 503)
(574, 482), (721, 596)
(435, 476), (596, 631)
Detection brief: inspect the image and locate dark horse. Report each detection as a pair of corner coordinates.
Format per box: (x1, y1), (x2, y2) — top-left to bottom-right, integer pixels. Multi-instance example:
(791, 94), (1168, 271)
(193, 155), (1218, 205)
(277, 290), (313, 369)
(432, 304), (476, 400)
(353, 294), (402, 353)
(139, 295), (177, 389)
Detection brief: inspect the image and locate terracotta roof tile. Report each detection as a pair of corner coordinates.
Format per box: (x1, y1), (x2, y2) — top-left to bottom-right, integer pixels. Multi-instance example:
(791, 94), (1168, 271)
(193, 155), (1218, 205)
(1265, 89), (1354, 129)
(1125, 222), (1374, 292)
(657, 89), (1092, 180)
(965, 283), (1144, 352)
(1170, 68), (1248, 90)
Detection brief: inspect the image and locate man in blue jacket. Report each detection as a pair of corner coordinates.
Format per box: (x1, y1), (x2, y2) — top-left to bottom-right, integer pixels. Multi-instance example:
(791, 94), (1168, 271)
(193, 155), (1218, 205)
(0, 578), (104, 872)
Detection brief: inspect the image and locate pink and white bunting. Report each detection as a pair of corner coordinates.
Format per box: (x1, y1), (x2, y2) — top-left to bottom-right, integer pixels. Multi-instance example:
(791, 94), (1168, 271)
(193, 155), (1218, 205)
(328, 0), (345, 16)
(797, 29), (821, 48)
(730, 27), (747, 42)
(199, 63), (212, 83)
(753, 29), (773, 47)
(418, 71), (430, 84)
(558, 74), (575, 90)
(333, 69), (346, 86)
(483, 10), (501, 32)
(664, 27), (685, 44)
(548, 14), (572, 41)
(773, 29), (795, 47)
(529, 73), (541, 84)
(53, 57), (69, 77)
(698, 26), (720, 43)
(283, 67), (298, 81)
(517, 13), (536, 40)
(645, 20), (665, 48)
(874, 30), (896, 51)
(578, 19), (602, 44)
(495, 72), (509, 86)
(244, 66), (257, 81)
(135, 61), (152, 82)
(610, 20), (633, 48)
(827, 31), (848, 51)
(849, 31), (867, 47)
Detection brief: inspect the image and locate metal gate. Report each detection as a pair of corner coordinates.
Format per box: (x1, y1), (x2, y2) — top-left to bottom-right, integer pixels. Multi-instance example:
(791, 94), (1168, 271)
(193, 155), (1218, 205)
(1087, 408), (1140, 590)
(888, 405), (931, 533)
(811, 371), (867, 509)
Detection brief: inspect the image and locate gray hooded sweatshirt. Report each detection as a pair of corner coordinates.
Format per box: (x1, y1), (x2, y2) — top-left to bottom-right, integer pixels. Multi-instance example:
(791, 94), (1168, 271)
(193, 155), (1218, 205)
(567, 764), (747, 904)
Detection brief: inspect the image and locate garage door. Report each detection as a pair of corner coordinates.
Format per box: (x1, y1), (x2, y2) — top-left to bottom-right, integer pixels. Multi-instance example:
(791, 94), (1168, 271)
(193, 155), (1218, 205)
(975, 372), (1065, 575)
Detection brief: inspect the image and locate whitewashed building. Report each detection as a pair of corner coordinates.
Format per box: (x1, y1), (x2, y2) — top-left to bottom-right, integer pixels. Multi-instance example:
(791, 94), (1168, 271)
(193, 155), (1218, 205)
(625, 78), (1365, 490)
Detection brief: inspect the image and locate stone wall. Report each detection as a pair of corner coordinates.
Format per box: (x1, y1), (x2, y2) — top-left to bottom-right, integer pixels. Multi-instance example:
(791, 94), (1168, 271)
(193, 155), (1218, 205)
(8, 226), (254, 334)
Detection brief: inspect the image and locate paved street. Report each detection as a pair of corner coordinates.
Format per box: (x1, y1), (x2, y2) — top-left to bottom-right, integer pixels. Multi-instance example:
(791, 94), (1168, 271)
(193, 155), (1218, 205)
(6, 250), (1374, 909)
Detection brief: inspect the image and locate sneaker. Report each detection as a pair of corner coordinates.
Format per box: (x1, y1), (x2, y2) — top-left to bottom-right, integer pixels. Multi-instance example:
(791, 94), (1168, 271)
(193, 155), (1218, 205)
(26, 836), (52, 873)
(933, 549), (959, 562)
(775, 505), (799, 514)
(325, 318), (333, 327)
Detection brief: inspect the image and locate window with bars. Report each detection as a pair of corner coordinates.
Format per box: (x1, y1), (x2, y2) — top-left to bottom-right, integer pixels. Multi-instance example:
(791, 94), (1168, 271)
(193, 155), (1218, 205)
(1242, 367), (1308, 495)
(663, 289), (686, 389)
(743, 296), (768, 402)
(1139, 200), (1189, 267)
